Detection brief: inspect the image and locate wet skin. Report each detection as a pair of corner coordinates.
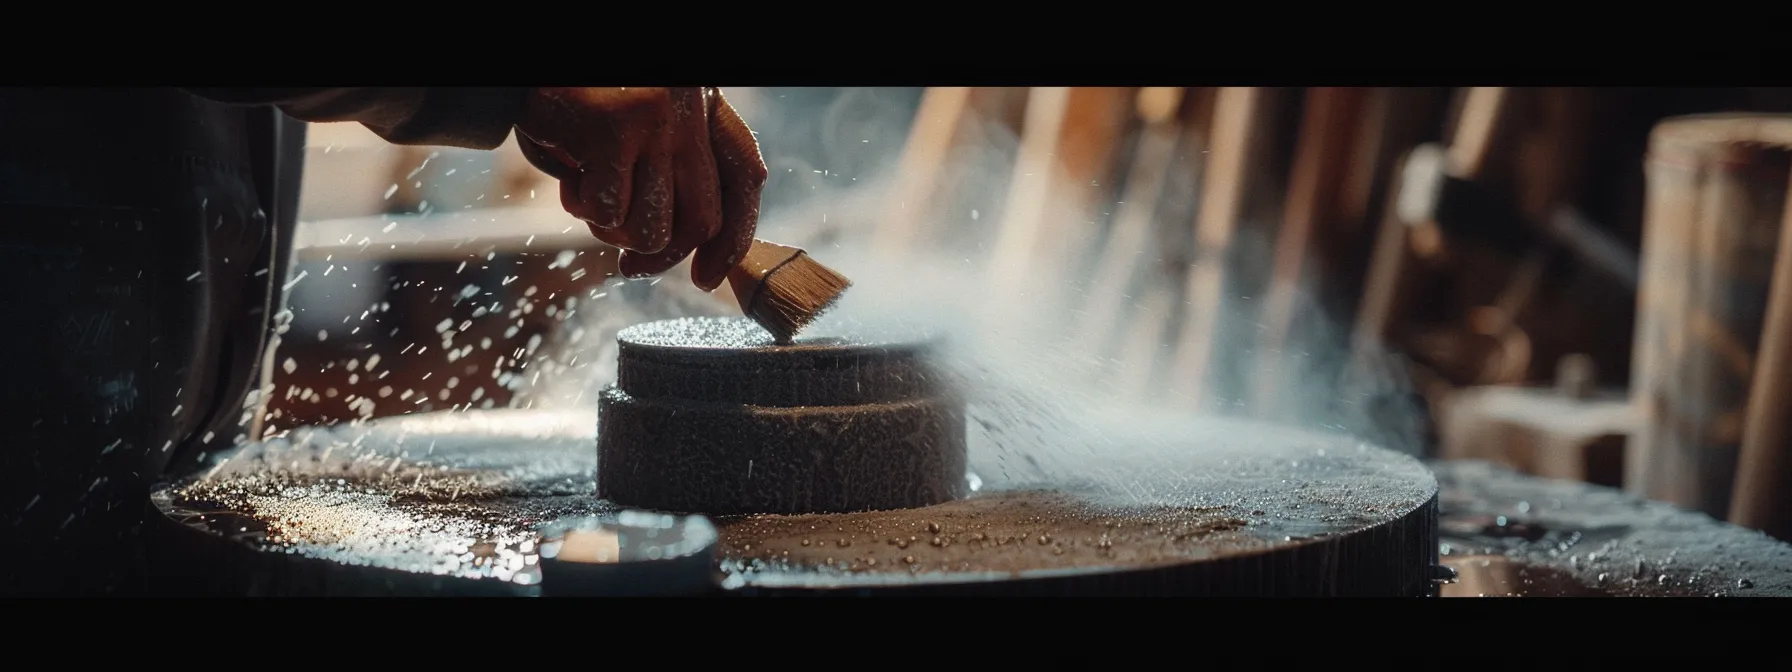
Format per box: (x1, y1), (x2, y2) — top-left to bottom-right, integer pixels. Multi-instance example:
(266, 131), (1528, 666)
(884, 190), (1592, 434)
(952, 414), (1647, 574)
(515, 87), (766, 292)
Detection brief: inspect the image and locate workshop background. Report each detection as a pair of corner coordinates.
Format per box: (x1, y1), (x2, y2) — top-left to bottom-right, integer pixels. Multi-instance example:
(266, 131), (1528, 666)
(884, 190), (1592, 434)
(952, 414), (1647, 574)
(267, 87), (1792, 594)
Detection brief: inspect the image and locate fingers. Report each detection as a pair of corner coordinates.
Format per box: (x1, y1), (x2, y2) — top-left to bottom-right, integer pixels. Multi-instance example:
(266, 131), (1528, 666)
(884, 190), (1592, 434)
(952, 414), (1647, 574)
(516, 136), (578, 181)
(617, 137), (674, 263)
(616, 89), (724, 286)
(520, 86), (759, 289)
(572, 151), (635, 234)
(538, 124), (640, 246)
(520, 87), (659, 252)
(692, 89), (766, 289)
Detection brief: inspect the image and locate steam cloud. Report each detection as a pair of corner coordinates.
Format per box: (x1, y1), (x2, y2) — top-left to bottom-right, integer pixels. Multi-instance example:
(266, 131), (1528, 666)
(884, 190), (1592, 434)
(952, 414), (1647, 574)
(508, 87), (1426, 494)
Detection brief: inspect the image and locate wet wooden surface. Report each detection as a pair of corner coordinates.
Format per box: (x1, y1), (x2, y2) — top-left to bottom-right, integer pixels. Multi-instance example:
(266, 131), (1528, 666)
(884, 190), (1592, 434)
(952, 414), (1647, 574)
(1434, 460), (1791, 597)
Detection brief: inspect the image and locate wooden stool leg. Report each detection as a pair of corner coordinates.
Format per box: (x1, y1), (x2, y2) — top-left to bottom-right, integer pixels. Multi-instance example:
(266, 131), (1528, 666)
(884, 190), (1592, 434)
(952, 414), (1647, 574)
(1732, 168), (1792, 539)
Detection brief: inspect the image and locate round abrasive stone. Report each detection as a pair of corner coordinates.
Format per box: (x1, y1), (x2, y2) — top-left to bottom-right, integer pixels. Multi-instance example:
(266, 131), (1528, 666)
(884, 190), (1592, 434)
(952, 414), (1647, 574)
(148, 409), (1443, 597)
(713, 412), (1443, 597)
(598, 317), (968, 516)
(613, 316), (949, 406)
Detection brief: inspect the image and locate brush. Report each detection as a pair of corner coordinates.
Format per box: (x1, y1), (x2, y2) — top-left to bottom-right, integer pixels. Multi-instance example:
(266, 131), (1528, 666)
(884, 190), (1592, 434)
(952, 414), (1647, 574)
(726, 239), (852, 344)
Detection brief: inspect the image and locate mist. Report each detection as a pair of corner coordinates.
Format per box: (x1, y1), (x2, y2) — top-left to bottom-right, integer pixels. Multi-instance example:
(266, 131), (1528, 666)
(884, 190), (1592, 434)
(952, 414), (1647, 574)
(502, 87), (1426, 497)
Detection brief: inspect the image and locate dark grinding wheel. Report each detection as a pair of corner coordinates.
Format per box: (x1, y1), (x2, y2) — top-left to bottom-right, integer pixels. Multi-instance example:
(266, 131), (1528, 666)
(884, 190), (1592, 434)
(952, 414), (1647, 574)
(715, 408), (1441, 597)
(149, 408), (1442, 597)
(598, 317), (969, 516)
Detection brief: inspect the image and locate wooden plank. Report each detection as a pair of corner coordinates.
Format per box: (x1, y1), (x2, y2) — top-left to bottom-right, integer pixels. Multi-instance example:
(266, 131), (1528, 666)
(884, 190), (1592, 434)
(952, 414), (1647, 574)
(984, 87), (1135, 303)
(983, 87), (1072, 296)
(293, 207), (605, 262)
(1732, 157), (1792, 540)
(1252, 87), (1369, 415)
(1448, 87), (1508, 178)
(872, 87), (976, 256)
(1076, 89), (1186, 358)
(1167, 87), (1265, 404)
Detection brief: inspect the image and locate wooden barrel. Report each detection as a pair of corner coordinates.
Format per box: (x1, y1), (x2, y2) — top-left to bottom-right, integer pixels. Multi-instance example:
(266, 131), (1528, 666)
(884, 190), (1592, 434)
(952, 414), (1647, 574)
(597, 317), (968, 516)
(1630, 115), (1792, 519)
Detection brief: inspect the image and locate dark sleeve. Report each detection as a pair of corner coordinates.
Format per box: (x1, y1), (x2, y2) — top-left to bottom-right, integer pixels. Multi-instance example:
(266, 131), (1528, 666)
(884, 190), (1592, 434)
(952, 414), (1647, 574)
(182, 87), (531, 151)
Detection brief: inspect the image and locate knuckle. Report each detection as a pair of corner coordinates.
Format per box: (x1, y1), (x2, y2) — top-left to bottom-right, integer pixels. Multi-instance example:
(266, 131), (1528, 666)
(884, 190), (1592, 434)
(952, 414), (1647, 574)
(739, 159), (769, 188)
(561, 186), (587, 214)
(615, 91), (668, 119)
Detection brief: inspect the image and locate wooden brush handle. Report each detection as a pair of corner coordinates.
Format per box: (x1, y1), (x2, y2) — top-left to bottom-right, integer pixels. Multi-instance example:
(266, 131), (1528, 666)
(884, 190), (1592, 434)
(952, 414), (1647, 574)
(725, 239), (804, 313)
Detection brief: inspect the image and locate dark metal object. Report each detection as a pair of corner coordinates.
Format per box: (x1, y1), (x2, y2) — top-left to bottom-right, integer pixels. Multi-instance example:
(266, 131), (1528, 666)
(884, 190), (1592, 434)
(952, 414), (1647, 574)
(0, 89), (305, 596)
(598, 317), (968, 516)
(1429, 170), (1640, 290)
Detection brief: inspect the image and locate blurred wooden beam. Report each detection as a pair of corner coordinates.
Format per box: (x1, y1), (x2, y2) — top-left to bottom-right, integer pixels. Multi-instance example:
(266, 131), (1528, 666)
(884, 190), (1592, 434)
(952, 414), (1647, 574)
(1252, 87), (1370, 416)
(1077, 88), (1187, 360)
(985, 87), (1135, 302)
(1734, 141), (1792, 541)
(293, 208), (603, 262)
(874, 87), (976, 256)
(1168, 87), (1271, 404)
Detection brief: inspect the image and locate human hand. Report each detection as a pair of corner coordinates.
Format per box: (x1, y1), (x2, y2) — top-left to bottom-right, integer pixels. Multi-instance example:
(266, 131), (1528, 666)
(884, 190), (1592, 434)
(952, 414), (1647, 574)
(514, 87), (766, 291)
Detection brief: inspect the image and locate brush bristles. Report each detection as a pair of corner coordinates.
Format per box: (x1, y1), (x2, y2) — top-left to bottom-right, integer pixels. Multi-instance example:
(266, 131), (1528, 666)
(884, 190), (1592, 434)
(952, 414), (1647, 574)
(749, 253), (851, 343)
